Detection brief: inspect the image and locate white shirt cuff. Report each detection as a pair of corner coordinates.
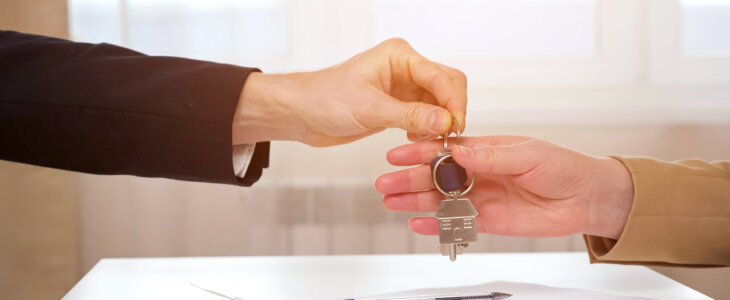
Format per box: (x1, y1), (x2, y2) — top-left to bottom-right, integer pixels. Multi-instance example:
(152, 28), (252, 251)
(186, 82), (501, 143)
(232, 143), (256, 178)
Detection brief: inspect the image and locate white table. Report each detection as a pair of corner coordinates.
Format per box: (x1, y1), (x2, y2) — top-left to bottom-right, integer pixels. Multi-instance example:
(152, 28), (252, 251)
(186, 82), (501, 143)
(62, 253), (708, 300)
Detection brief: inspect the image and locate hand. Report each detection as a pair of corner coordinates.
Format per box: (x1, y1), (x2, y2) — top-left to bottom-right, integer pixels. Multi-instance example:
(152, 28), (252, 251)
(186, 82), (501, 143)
(375, 136), (635, 240)
(232, 38), (467, 147)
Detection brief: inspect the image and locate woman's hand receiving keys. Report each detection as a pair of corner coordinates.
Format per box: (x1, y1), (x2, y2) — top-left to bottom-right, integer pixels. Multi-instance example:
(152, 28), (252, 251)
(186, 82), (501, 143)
(375, 136), (636, 240)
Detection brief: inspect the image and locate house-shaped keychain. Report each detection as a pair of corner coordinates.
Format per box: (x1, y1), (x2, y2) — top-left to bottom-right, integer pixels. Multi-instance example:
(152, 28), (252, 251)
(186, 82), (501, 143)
(435, 197), (479, 260)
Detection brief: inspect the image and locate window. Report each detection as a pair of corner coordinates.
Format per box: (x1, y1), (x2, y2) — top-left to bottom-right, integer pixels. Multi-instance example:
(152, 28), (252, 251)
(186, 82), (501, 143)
(70, 0), (289, 64)
(373, 0), (597, 55)
(124, 0), (288, 55)
(650, 0), (730, 85)
(68, 0), (730, 123)
(69, 0), (124, 45)
(681, 0), (730, 52)
(371, 0), (642, 89)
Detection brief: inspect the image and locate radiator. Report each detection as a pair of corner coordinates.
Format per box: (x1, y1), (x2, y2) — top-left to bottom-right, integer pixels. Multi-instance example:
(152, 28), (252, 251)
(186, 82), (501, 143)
(78, 175), (586, 273)
(237, 178), (587, 255)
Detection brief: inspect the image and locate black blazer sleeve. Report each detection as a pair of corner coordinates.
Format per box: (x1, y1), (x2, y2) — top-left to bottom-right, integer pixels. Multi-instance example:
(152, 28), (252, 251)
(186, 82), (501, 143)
(0, 30), (269, 186)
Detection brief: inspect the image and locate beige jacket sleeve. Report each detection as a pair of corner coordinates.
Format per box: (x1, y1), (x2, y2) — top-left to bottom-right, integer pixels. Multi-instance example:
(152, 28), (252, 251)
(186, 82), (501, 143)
(584, 156), (730, 267)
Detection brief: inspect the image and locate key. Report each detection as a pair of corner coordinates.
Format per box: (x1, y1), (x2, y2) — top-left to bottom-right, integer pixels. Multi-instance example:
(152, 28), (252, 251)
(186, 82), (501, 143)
(428, 118), (478, 261)
(431, 152), (478, 261)
(435, 196), (478, 261)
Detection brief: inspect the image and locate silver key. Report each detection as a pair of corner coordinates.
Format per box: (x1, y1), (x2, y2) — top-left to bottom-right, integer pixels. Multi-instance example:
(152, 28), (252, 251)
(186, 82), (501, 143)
(429, 119), (478, 261)
(435, 195), (478, 261)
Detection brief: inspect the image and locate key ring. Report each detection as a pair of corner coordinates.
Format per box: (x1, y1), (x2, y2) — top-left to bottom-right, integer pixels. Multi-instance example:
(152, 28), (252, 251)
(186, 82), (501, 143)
(432, 119), (476, 197)
(443, 119), (461, 150)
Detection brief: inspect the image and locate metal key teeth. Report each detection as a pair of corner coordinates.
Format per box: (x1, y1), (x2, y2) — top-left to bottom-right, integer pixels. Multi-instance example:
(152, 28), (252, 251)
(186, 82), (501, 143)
(440, 243), (469, 261)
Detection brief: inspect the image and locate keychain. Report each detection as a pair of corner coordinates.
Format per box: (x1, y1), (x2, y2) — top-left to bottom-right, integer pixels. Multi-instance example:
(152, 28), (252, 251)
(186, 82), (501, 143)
(429, 119), (478, 261)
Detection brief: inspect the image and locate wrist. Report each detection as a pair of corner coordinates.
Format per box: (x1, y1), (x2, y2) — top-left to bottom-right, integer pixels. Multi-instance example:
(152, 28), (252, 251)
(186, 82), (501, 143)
(586, 157), (635, 240)
(232, 72), (307, 144)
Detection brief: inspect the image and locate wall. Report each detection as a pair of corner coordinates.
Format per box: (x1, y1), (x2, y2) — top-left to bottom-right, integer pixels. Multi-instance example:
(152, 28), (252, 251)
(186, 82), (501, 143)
(0, 0), (68, 38)
(0, 1), (79, 299)
(0, 162), (80, 299)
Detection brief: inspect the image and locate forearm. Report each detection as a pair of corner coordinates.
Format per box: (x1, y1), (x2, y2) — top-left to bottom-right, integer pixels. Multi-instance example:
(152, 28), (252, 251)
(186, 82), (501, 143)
(0, 30), (266, 185)
(585, 157), (635, 240)
(232, 72), (308, 145)
(585, 157), (730, 266)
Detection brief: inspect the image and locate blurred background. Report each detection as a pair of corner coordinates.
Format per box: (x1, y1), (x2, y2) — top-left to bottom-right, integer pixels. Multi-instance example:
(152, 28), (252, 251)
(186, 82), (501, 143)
(1, 0), (730, 298)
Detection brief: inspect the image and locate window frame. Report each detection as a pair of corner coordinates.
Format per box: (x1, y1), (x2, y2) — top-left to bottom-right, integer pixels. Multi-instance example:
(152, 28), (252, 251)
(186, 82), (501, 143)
(649, 0), (730, 85)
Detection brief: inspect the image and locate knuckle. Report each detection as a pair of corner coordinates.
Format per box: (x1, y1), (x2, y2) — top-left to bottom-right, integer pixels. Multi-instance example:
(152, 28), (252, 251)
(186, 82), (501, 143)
(481, 148), (499, 169)
(429, 71), (448, 88)
(386, 37), (409, 47)
(454, 68), (467, 83)
(381, 37), (414, 54)
(404, 105), (421, 131)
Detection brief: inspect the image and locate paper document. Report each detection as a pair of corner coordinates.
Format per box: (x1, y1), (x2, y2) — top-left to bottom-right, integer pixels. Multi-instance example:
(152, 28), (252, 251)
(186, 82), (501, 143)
(355, 281), (654, 300)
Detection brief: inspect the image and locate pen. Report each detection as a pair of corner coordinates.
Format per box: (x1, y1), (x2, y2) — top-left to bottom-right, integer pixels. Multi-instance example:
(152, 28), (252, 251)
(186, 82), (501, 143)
(345, 291), (512, 300)
(191, 283), (246, 300)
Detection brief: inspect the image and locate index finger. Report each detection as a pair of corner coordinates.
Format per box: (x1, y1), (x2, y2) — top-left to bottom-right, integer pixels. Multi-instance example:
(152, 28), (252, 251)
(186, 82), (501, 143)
(385, 39), (467, 132)
(408, 57), (467, 132)
(436, 62), (468, 132)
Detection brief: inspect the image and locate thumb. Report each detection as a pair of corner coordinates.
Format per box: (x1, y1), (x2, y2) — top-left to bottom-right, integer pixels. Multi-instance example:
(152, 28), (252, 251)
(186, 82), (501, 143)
(371, 93), (451, 135)
(452, 144), (540, 175)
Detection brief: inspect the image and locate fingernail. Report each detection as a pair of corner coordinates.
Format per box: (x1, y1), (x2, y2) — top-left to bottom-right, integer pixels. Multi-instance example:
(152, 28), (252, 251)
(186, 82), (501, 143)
(430, 110), (447, 133)
(455, 145), (473, 158)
